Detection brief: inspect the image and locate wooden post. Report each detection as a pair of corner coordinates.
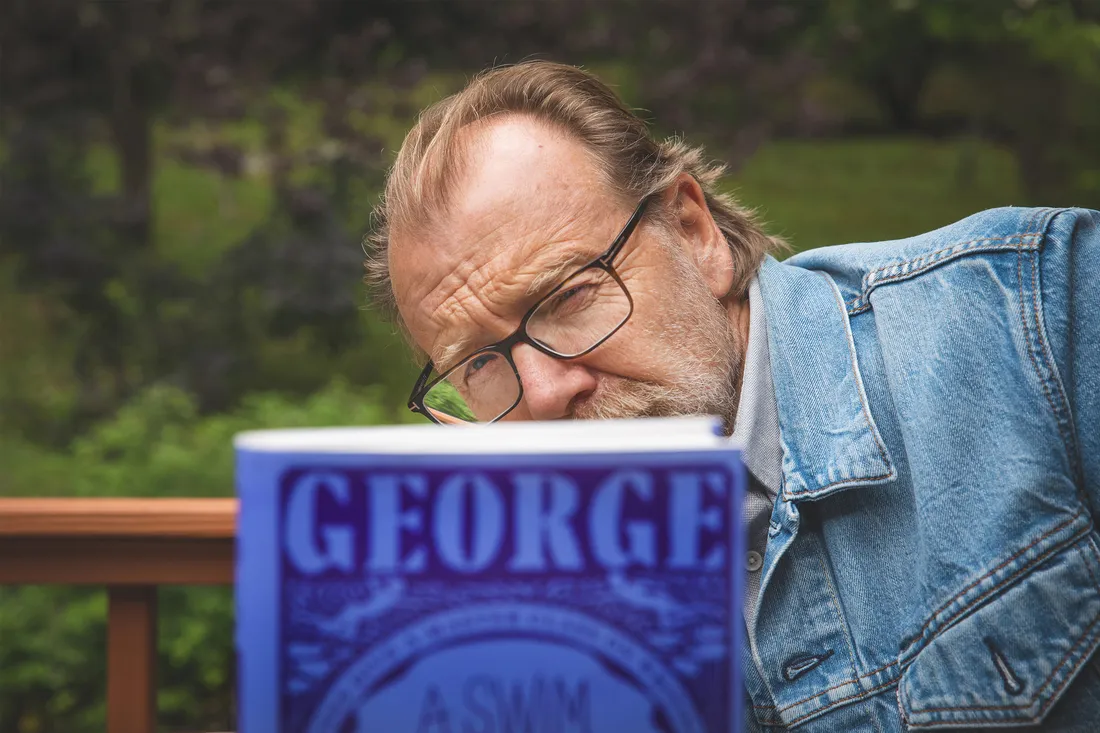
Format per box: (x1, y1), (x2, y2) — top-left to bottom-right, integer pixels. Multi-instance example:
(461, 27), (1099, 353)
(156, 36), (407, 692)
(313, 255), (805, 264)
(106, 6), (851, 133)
(0, 498), (236, 731)
(107, 586), (157, 733)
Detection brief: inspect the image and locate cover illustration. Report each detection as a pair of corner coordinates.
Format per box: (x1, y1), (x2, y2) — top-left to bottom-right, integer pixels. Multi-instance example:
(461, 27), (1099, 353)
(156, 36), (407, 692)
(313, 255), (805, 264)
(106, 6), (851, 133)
(237, 448), (745, 733)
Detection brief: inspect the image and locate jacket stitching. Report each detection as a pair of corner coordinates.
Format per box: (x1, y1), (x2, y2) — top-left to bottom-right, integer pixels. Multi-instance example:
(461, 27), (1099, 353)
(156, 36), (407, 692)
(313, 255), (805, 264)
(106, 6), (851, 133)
(848, 238), (1032, 314)
(906, 520), (1090, 666)
(784, 677), (900, 727)
(899, 221), (1087, 659)
(827, 270), (892, 474)
(1028, 242), (1083, 487)
(783, 274), (894, 499)
(862, 658), (901, 679)
(902, 508), (1088, 659)
(774, 660), (900, 713)
(1016, 247), (1085, 510)
(902, 539), (1100, 722)
(855, 235), (1034, 297)
(785, 472), (894, 498)
(812, 531), (861, 683)
(846, 207), (1058, 313)
(903, 510), (1087, 658)
(1030, 250), (1078, 468)
(845, 234), (1042, 314)
(1016, 250), (1071, 466)
(1022, 251), (1074, 464)
(905, 573), (1100, 717)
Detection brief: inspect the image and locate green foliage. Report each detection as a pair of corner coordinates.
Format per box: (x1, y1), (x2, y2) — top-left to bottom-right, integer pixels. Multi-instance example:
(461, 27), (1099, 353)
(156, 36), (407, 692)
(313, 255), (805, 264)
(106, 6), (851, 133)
(815, 0), (1100, 203)
(425, 380), (479, 422)
(62, 379), (412, 499)
(0, 380), (417, 733)
(0, 587), (108, 733)
(730, 137), (1026, 251)
(152, 156), (274, 275)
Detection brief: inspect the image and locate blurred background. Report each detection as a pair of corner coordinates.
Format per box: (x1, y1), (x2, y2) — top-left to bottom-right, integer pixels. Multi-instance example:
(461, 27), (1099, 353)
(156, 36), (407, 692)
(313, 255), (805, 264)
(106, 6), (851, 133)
(1, 0), (1098, 730)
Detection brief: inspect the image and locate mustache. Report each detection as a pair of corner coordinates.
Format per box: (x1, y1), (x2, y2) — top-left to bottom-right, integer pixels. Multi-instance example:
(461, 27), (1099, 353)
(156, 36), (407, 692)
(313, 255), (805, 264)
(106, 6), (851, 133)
(569, 346), (742, 433)
(571, 375), (709, 421)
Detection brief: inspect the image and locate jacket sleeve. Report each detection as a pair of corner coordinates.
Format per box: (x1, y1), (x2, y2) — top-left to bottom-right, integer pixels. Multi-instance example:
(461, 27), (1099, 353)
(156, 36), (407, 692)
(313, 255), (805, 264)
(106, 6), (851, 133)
(1040, 207), (1100, 513)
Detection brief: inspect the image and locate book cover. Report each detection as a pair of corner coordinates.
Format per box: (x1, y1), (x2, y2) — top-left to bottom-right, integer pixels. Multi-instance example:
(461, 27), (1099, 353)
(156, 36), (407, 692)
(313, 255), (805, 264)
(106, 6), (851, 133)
(236, 417), (745, 732)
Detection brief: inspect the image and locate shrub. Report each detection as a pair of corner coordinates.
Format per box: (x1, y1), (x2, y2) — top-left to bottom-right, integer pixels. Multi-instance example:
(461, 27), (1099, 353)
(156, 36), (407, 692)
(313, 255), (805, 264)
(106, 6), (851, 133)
(0, 380), (414, 733)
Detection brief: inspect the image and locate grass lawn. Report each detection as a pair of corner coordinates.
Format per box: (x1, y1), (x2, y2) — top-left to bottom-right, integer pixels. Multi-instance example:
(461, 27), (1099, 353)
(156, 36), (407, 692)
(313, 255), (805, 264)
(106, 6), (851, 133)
(727, 137), (1028, 253)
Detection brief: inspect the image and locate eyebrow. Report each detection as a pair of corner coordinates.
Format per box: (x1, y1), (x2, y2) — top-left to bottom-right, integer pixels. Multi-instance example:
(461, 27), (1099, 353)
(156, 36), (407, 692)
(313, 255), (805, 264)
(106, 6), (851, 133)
(431, 333), (476, 375)
(523, 247), (597, 297)
(430, 242), (602, 374)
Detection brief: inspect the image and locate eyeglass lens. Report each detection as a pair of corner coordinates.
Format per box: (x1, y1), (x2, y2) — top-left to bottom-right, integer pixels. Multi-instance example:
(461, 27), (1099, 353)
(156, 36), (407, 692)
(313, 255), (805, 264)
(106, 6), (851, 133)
(422, 266), (631, 423)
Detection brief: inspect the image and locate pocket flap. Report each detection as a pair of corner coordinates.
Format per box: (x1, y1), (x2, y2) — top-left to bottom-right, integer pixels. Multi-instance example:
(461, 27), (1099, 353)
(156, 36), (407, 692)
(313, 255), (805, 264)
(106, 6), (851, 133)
(899, 534), (1100, 728)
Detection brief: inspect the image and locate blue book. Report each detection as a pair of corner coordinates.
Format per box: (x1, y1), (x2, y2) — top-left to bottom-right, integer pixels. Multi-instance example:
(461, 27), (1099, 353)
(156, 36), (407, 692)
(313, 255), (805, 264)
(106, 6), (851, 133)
(235, 416), (745, 733)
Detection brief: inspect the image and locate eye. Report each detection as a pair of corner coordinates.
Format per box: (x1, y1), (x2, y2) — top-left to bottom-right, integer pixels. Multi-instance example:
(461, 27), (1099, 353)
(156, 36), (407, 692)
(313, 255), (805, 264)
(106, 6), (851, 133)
(557, 285), (586, 302)
(547, 283), (595, 312)
(464, 352), (498, 380)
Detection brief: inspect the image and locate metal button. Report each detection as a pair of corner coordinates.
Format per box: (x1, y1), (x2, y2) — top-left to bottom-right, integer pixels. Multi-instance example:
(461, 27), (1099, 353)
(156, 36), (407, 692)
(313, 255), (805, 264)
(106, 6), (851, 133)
(746, 550), (763, 573)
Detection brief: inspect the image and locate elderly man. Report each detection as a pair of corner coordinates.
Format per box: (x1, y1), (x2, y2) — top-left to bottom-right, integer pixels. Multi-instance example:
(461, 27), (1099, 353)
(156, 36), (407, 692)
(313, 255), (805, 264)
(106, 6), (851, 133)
(367, 61), (1100, 731)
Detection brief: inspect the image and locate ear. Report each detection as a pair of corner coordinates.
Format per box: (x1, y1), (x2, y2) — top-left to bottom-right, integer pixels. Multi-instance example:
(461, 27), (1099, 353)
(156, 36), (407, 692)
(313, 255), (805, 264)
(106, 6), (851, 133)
(663, 173), (733, 299)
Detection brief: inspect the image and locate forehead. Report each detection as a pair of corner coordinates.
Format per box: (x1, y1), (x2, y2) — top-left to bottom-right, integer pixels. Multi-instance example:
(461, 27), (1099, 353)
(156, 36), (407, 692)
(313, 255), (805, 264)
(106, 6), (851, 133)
(453, 116), (604, 229)
(389, 116), (625, 351)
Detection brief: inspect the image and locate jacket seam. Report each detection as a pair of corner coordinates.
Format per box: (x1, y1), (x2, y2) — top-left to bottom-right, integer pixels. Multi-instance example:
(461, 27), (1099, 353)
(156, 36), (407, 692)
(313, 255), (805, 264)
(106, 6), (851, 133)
(782, 273), (894, 500)
(1017, 250), (1060, 447)
(785, 677), (900, 727)
(846, 235), (1041, 313)
(903, 540), (1100, 719)
(813, 530), (862, 684)
(774, 659), (900, 713)
(1026, 236), (1083, 486)
(901, 508), (1089, 661)
(785, 471), (894, 499)
(1013, 248), (1082, 508)
(844, 217), (1052, 316)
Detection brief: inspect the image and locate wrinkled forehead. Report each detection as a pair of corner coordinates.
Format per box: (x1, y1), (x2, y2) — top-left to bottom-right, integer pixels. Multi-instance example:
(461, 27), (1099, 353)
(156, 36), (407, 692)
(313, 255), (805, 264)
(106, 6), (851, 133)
(389, 117), (626, 346)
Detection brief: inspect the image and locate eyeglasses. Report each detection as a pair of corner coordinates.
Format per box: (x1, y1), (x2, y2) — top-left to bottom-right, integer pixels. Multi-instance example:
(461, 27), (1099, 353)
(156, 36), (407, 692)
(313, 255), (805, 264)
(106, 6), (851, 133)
(408, 194), (655, 424)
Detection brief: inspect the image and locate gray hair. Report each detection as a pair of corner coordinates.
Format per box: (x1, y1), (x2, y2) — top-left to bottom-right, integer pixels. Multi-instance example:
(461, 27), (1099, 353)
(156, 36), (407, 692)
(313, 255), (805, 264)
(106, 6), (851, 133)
(365, 60), (784, 329)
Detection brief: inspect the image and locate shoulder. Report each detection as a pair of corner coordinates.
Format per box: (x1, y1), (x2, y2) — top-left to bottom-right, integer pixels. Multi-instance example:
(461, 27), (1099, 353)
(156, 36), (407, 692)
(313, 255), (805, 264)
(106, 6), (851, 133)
(782, 207), (1090, 314)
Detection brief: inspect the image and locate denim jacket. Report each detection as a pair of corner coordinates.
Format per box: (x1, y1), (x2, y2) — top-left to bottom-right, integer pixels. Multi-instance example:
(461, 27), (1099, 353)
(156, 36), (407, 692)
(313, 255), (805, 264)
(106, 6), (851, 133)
(745, 207), (1100, 730)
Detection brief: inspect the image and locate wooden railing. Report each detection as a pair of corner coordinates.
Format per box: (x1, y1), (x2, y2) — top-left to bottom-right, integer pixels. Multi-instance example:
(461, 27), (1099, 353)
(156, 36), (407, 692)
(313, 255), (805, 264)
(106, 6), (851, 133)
(0, 498), (237, 733)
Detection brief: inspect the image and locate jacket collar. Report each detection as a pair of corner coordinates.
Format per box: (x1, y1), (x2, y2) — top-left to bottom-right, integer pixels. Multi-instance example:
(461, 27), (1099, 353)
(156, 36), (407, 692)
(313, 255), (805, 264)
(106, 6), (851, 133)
(757, 256), (896, 501)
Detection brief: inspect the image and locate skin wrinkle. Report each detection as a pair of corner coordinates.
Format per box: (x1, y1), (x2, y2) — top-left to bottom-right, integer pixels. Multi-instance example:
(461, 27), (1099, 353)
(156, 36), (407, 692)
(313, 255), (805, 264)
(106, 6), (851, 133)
(524, 248), (596, 297)
(425, 228), (606, 371)
(421, 195), (635, 373)
(392, 115), (749, 427)
(431, 230), (651, 374)
(392, 121), (606, 314)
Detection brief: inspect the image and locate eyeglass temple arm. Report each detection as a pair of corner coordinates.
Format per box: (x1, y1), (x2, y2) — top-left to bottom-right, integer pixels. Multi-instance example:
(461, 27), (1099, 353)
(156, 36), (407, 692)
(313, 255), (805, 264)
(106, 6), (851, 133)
(600, 194), (654, 265)
(408, 361), (437, 410)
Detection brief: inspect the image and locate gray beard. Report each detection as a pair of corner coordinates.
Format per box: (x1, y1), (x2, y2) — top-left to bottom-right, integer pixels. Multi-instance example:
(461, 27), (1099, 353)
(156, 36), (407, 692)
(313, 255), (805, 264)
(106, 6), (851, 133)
(570, 235), (747, 435)
(571, 323), (744, 435)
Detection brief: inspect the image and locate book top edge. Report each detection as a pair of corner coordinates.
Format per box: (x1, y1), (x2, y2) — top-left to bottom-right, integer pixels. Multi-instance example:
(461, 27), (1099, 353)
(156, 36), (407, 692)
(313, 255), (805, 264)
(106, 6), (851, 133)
(234, 415), (736, 454)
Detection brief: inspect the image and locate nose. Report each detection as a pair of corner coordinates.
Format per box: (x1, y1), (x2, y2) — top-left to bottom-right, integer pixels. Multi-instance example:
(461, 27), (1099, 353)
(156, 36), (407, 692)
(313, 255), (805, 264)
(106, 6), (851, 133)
(510, 343), (598, 420)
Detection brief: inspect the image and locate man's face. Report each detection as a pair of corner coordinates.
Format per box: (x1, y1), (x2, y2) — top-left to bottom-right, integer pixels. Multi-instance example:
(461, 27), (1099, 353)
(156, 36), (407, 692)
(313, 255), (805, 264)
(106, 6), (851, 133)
(389, 117), (745, 428)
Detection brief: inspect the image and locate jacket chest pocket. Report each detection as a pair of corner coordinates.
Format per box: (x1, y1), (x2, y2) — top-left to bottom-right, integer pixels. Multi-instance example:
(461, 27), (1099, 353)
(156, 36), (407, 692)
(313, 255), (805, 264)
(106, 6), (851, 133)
(898, 532), (1100, 729)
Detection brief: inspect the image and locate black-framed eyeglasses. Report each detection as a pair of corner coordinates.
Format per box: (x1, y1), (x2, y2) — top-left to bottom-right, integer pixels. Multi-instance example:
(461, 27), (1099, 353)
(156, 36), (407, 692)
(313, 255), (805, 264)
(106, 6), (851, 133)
(408, 194), (655, 424)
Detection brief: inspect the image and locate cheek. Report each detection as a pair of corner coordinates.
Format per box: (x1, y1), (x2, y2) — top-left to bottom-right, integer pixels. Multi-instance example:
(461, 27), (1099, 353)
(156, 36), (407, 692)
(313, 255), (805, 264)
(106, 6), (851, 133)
(580, 278), (684, 380)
